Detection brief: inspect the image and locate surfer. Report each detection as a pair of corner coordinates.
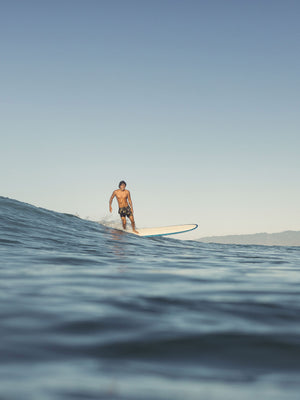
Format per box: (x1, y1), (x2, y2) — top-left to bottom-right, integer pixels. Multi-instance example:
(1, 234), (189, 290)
(109, 181), (139, 234)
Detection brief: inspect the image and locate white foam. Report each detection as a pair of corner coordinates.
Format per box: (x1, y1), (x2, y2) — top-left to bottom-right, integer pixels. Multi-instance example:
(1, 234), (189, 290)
(96, 214), (137, 233)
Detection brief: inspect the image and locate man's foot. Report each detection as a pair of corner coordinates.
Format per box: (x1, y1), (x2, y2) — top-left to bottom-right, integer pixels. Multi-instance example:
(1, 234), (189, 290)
(133, 229), (139, 234)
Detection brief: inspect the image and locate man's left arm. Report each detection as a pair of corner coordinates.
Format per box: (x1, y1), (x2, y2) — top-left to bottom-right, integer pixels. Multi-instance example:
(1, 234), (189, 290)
(128, 191), (134, 213)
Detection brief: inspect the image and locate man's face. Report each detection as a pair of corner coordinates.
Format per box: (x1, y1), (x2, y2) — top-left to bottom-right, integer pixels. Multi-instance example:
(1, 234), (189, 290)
(120, 184), (126, 191)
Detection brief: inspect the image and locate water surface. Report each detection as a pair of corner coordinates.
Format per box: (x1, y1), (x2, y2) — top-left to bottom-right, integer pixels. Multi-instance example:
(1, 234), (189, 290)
(1, 196), (300, 399)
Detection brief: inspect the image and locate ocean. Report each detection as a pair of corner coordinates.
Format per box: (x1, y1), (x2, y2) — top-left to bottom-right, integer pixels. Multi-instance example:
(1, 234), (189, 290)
(1, 196), (300, 400)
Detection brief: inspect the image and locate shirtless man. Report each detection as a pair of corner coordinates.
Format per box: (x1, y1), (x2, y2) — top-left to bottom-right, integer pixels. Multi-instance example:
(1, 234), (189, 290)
(109, 181), (138, 233)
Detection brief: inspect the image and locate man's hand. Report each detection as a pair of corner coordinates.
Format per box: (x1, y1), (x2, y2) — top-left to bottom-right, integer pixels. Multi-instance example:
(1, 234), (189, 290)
(109, 206), (112, 213)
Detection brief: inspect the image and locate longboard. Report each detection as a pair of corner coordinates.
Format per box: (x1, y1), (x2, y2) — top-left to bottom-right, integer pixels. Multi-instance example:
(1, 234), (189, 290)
(124, 224), (198, 237)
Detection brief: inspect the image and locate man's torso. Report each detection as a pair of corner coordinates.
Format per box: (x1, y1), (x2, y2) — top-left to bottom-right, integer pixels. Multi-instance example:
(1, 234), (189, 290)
(115, 189), (129, 208)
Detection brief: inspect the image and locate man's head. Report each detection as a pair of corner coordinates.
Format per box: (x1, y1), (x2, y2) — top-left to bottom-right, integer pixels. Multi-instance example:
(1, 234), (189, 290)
(119, 180), (126, 190)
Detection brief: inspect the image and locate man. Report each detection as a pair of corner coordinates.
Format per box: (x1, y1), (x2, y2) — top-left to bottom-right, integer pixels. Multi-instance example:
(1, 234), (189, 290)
(109, 181), (139, 233)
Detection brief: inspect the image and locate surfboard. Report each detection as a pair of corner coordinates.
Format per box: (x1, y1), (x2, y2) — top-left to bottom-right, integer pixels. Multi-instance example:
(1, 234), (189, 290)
(129, 224), (198, 237)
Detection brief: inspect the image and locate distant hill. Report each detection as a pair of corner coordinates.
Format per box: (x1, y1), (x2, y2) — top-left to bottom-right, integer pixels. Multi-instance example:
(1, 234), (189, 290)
(198, 230), (300, 246)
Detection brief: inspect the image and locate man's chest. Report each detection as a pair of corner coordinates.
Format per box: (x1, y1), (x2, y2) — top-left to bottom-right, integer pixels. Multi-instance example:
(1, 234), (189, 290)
(116, 192), (127, 200)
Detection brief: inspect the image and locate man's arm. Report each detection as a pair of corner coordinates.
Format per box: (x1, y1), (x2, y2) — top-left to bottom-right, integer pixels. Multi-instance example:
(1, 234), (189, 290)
(127, 190), (134, 213)
(109, 191), (116, 213)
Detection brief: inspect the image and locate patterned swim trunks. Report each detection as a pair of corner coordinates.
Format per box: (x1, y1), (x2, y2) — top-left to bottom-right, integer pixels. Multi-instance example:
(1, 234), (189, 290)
(118, 206), (132, 218)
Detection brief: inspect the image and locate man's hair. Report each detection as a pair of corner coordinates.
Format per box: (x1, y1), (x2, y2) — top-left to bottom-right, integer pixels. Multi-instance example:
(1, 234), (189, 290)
(119, 180), (126, 188)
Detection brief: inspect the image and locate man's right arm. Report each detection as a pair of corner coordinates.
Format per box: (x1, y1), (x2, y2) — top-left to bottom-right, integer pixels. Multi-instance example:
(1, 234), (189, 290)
(109, 191), (116, 213)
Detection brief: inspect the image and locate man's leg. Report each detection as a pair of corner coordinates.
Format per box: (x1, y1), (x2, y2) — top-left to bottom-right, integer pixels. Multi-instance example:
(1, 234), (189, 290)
(121, 216), (126, 229)
(129, 215), (139, 234)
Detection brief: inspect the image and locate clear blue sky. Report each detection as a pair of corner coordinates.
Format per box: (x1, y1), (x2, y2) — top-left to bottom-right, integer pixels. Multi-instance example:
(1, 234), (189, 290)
(1, 0), (299, 238)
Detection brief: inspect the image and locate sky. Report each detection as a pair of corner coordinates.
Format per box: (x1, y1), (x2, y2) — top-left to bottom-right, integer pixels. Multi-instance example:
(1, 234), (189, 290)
(1, 0), (299, 238)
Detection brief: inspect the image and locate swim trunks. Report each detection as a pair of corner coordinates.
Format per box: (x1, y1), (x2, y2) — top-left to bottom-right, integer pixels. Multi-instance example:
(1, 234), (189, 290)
(118, 206), (132, 218)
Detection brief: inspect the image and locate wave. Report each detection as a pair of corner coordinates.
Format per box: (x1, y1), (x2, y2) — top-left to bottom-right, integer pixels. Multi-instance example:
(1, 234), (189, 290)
(1, 196), (300, 400)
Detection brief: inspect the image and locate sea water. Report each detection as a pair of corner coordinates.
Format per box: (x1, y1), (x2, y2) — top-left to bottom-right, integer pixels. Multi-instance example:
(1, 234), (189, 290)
(1, 196), (300, 400)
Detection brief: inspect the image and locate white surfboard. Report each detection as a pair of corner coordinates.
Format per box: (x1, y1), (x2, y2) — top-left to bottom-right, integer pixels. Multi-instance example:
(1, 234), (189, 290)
(128, 224), (198, 237)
